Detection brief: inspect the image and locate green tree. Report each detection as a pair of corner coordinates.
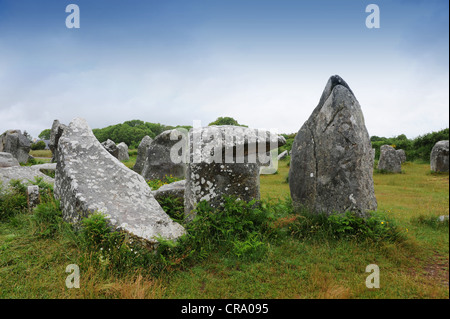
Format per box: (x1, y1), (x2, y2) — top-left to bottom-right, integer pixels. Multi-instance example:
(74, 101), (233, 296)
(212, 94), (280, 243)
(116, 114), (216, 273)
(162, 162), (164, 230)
(208, 117), (247, 127)
(38, 129), (51, 140)
(31, 140), (46, 150)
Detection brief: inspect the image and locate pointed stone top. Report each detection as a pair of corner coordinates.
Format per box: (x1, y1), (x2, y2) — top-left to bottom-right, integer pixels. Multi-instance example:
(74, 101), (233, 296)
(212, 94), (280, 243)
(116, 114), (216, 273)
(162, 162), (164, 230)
(317, 75), (355, 108)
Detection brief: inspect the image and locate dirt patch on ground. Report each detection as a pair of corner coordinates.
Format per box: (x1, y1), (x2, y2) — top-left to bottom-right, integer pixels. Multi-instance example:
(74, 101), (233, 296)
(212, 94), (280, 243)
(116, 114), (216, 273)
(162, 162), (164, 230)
(424, 257), (449, 287)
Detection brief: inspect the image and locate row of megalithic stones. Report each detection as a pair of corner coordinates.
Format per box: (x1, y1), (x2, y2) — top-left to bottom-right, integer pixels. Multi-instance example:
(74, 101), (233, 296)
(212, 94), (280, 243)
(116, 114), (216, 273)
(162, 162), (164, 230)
(1, 75), (449, 245)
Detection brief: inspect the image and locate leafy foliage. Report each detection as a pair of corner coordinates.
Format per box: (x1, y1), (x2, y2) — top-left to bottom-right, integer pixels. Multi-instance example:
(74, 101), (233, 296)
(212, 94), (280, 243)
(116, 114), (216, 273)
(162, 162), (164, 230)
(288, 210), (405, 243)
(31, 140), (46, 150)
(370, 128), (449, 163)
(92, 120), (192, 149)
(208, 116), (247, 127)
(0, 180), (28, 221)
(38, 129), (51, 140)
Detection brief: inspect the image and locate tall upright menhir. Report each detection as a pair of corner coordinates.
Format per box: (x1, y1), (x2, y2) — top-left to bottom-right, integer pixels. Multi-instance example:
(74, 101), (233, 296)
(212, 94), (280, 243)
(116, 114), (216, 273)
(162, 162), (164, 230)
(289, 75), (377, 216)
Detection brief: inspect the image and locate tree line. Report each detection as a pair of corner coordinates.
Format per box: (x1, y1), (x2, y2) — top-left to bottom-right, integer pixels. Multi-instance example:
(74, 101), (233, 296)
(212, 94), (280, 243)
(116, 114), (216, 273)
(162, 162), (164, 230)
(36, 118), (448, 163)
(370, 128), (449, 163)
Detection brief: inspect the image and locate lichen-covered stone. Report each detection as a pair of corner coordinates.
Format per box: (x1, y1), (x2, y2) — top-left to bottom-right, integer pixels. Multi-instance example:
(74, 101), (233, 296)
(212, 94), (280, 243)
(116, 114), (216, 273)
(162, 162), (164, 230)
(378, 145), (402, 173)
(27, 185), (40, 211)
(0, 152), (20, 168)
(141, 129), (188, 181)
(289, 75), (377, 216)
(430, 140), (449, 172)
(117, 142), (129, 161)
(101, 139), (119, 158)
(54, 118), (185, 244)
(185, 125), (284, 219)
(396, 149), (406, 163)
(0, 164), (55, 186)
(0, 130), (31, 163)
(133, 136), (153, 174)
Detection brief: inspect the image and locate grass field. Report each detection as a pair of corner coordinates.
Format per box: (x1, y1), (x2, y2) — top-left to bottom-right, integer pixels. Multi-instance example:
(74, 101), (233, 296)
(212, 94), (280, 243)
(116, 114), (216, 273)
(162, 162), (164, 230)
(29, 150), (52, 158)
(0, 158), (448, 299)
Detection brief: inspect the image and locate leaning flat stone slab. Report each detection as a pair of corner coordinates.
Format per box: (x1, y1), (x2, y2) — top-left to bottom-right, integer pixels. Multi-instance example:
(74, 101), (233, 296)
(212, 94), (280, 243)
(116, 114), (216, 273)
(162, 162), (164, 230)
(0, 165), (54, 186)
(151, 180), (185, 201)
(54, 118), (185, 244)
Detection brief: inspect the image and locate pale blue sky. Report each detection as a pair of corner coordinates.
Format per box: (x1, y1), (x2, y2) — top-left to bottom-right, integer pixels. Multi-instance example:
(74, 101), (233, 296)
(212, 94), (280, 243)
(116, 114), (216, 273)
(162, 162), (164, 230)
(0, 0), (448, 138)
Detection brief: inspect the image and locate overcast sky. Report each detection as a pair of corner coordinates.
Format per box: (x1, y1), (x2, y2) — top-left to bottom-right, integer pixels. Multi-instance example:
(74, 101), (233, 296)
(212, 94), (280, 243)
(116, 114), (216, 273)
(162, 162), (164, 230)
(0, 0), (448, 140)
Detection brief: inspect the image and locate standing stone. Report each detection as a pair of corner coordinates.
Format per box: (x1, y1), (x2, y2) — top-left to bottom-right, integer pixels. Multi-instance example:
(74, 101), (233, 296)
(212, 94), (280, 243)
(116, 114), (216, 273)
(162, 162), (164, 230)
(49, 120), (67, 163)
(101, 139), (119, 158)
(396, 149), (406, 163)
(185, 125), (284, 220)
(430, 140), (449, 172)
(133, 136), (153, 175)
(371, 148), (376, 162)
(27, 185), (40, 211)
(54, 118), (185, 244)
(0, 130), (31, 163)
(141, 129), (188, 181)
(0, 152), (20, 168)
(117, 142), (129, 161)
(378, 145), (402, 173)
(289, 75), (377, 216)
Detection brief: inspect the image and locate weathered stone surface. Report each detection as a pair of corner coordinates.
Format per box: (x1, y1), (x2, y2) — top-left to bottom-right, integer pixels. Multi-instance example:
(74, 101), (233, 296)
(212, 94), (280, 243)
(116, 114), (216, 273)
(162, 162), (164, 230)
(101, 139), (119, 158)
(141, 129), (188, 181)
(430, 140), (449, 172)
(27, 185), (40, 211)
(378, 145), (402, 173)
(49, 120), (67, 163)
(185, 125), (284, 219)
(289, 75), (377, 216)
(117, 142), (129, 161)
(0, 152), (20, 168)
(54, 118), (185, 244)
(152, 180), (185, 201)
(0, 130), (31, 163)
(396, 149), (406, 163)
(0, 164), (55, 186)
(133, 136), (153, 175)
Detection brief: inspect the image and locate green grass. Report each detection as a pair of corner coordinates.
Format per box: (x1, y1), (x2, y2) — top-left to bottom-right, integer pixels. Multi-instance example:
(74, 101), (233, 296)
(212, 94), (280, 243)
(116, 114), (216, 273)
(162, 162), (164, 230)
(121, 150), (137, 169)
(29, 150), (52, 158)
(0, 161), (448, 299)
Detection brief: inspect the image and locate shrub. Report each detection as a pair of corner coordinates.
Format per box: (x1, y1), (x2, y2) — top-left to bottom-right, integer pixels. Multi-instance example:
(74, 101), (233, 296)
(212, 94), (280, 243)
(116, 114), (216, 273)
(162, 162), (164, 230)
(155, 195), (184, 223)
(32, 200), (63, 238)
(159, 196), (277, 263)
(288, 210), (405, 243)
(0, 179), (28, 221)
(31, 140), (46, 150)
